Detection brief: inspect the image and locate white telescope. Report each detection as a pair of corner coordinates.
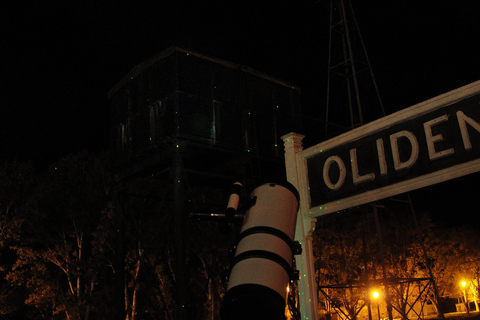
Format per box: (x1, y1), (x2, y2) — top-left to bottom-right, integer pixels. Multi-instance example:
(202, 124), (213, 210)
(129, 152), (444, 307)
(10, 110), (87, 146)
(221, 182), (300, 320)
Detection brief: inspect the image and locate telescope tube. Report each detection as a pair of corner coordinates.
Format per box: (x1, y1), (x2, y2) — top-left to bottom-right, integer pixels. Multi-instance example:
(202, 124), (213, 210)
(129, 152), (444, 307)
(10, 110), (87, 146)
(221, 182), (300, 320)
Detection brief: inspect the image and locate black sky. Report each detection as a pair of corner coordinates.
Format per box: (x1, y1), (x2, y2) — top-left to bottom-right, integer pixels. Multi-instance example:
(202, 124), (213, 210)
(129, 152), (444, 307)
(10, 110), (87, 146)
(2, 1), (480, 225)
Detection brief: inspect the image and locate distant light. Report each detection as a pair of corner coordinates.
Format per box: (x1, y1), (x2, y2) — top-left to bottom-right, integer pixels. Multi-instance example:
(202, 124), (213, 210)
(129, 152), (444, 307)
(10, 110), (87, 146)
(461, 281), (467, 287)
(372, 291), (380, 299)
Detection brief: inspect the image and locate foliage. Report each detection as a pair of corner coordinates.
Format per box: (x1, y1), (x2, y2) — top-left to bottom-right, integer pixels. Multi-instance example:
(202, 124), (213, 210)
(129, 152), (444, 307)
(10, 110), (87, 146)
(314, 208), (375, 320)
(2, 153), (479, 320)
(1, 152), (114, 319)
(312, 199), (477, 320)
(425, 225), (480, 304)
(0, 161), (37, 318)
(117, 174), (177, 320)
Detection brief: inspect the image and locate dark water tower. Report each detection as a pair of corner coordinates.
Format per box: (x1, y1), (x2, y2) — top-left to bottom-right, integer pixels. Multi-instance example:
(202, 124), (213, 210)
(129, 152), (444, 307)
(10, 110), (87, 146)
(109, 47), (302, 184)
(108, 47), (302, 319)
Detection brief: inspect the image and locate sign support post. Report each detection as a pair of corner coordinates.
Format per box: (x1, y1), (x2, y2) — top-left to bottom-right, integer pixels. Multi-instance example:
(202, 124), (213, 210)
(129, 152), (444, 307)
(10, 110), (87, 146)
(283, 133), (318, 320)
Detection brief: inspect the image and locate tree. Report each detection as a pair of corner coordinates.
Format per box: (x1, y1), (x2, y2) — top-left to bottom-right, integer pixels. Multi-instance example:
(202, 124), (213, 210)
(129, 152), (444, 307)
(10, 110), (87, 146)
(116, 171), (235, 320)
(117, 174), (177, 320)
(313, 201), (440, 320)
(425, 225), (480, 312)
(378, 202), (435, 320)
(0, 161), (38, 318)
(314, 209), (374, 320)
(6, 151), (113, 319)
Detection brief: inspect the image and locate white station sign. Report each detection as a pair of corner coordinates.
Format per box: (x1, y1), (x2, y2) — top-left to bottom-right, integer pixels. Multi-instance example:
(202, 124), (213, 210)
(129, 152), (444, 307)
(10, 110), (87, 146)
(298, 80), (480, 217)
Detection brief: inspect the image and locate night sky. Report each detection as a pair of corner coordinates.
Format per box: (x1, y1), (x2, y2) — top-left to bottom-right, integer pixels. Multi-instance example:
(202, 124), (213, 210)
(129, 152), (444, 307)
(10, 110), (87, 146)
(2, 1), (480, 226)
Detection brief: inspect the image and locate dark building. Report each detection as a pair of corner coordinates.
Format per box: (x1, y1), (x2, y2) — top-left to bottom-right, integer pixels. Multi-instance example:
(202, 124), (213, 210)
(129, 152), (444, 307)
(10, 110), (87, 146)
(109, 46), (302, 186)
(108, 47), (303, 319)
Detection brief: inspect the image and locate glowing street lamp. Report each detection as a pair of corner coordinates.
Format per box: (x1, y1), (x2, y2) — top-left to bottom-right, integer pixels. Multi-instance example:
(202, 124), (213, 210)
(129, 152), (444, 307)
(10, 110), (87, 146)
(461, 280), (469, 314)
(372, 291), (381, 320)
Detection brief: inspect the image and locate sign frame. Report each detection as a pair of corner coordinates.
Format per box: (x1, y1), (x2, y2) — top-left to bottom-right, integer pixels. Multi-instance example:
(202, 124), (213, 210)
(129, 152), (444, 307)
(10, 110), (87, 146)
(297, 80), (480, 218)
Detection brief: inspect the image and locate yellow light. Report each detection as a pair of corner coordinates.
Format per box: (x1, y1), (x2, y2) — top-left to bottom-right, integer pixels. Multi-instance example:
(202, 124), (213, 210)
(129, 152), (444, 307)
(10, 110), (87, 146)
(372, 291), (380, 299)
(461, 281), (467, 287)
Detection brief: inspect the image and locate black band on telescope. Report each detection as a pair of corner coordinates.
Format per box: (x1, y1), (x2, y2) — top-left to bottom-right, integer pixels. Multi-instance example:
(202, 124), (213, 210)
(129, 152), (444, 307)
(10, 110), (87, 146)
(220, 283), (286, 320)
(236, 226), (295, 253)
(232, 250), (293, 279)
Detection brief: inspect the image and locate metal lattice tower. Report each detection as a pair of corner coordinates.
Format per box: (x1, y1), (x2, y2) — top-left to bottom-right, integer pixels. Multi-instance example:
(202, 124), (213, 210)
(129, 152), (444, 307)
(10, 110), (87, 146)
(325, 0), (385, 140)
(321, 2), (443, 320)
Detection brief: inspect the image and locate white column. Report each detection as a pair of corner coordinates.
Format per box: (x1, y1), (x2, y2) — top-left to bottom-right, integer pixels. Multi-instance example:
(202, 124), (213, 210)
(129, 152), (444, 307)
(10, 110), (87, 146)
(282, 132), (318, 320)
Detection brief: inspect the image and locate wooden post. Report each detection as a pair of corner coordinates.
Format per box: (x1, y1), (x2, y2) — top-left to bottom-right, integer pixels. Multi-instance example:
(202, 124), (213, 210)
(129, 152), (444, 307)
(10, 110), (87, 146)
(282, 132), (318, 320)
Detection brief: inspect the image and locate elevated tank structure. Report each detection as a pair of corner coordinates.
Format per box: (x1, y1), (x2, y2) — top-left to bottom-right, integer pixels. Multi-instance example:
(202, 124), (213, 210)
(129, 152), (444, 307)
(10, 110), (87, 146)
(109, 46), (302, 179)
(108, 46), (303, 319)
